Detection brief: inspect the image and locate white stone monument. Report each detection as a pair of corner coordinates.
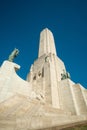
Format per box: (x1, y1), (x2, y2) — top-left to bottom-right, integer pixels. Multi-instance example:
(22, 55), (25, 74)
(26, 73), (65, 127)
(0, 28), (87, 130)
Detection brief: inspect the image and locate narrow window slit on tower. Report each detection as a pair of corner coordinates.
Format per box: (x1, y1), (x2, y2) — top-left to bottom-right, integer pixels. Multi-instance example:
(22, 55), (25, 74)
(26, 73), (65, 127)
(38, 71), (42, 77)
(33, 75), (36, 80)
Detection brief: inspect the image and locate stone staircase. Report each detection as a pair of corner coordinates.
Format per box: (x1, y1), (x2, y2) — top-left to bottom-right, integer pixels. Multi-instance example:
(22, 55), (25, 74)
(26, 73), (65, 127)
(0, 94), (87, 130)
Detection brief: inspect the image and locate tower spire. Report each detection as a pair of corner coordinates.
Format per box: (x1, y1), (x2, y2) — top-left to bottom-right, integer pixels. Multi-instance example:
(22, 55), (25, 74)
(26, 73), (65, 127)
(38, 28), (57, 57)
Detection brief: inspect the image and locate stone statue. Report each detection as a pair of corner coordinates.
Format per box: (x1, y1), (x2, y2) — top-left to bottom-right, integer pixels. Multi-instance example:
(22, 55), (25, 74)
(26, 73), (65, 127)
(45, 56), (50, 62)
(61, 69), (70, 80)
(8, 48), (19, 62)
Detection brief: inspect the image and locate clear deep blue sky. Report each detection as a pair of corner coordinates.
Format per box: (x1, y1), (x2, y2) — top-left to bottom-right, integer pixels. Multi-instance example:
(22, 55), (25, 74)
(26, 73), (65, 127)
(0, 0), (87, 88)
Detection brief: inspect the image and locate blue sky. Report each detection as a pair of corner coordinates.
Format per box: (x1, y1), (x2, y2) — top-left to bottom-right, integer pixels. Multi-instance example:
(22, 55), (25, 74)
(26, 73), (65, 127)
(0, 0), (87, 88)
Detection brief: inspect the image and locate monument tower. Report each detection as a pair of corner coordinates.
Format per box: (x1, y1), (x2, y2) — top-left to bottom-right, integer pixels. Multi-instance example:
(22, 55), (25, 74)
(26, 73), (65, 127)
(27, 28), (87, 116)
(0, 28), (87, 129)
(27, 28), (66, 109)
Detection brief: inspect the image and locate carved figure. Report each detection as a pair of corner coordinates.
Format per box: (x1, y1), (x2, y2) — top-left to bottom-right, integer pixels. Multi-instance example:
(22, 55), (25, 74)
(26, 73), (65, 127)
(8, 48), (19, 62)
(45, 56), (50, 62)
(61, 69), (70, 80)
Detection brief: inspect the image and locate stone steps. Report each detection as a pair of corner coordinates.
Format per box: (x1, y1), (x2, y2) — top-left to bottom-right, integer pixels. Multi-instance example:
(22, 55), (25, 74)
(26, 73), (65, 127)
(0, 94), (41, 118)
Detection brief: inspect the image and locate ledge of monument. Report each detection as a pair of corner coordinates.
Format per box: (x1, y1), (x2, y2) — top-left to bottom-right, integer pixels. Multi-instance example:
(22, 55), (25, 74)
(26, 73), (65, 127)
(1, 60), (20, 71)
(59, 78), (75, 84)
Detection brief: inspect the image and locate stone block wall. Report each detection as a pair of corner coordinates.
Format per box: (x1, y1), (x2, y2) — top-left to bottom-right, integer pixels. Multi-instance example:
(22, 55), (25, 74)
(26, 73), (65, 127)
(72, 84), (87, 115)
(59, 79), (76, 115)
(0, 61), (32, 102)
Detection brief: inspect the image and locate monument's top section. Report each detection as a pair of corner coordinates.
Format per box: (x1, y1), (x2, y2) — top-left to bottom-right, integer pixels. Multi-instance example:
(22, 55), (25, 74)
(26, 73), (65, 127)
(38, 28), (57, 57)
